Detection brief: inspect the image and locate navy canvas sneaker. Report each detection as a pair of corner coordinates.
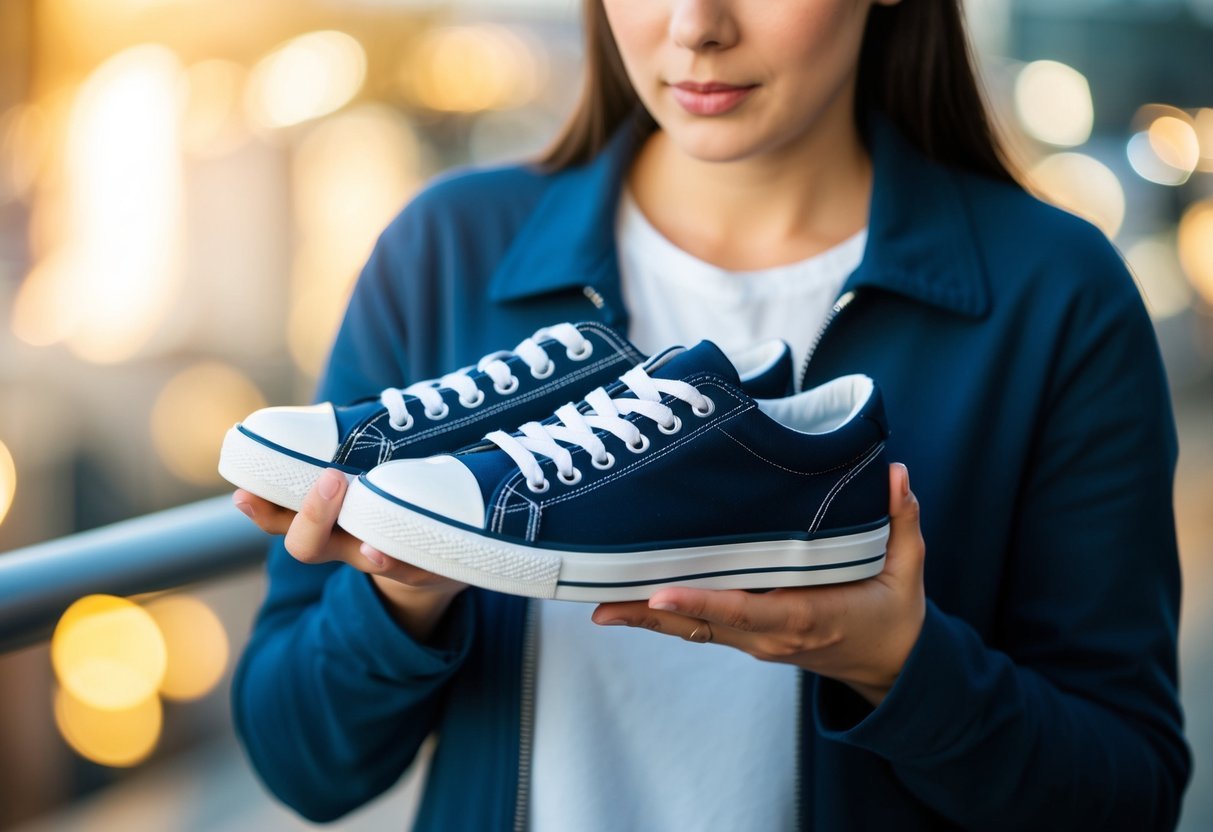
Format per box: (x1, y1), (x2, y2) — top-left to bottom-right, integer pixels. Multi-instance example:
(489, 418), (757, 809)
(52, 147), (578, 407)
(219, 323), (794, 512)
(336, 341), (890, 602)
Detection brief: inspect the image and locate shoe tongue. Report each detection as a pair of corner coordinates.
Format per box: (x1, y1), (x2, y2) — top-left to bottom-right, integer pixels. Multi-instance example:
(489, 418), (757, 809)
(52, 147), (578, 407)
(646, 340), (741, 386)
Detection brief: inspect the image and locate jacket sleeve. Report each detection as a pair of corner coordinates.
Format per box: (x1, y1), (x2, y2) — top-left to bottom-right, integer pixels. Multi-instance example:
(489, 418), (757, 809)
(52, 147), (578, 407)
(814, 228), (1190, 829)
(231, 207), (477, 823)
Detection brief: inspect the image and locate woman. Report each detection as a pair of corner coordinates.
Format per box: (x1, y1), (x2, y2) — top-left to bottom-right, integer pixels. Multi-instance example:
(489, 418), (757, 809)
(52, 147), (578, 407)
(231, 1), (1190, 829)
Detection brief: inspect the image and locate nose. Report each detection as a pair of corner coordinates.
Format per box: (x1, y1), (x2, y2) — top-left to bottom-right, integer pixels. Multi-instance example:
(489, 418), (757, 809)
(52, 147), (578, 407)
(669, 0), (738, 51)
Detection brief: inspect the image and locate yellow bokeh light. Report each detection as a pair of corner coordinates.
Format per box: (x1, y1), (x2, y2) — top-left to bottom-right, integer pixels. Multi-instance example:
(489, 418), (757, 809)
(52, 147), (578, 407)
(1178, 200), (1213, 307)
(144, 595), (229, 702)
(181, 59), (249, 158)
(52, 596), (167, 711)
(1028, 153), (1125, 239)
(0, 103), (46, 202)
(1193, 108), (1213, 172)
(0, 440), (15, 526)
(406, 26), (541, 114)
(246, 31), (366, 130)
(55, 686), (162, 768)
(289, 267), (354, 377)
(1014, 60), (1094, 148)
(15, 45), (186, 363)
(1148, 116), (1200, 175)
(1125, 236), (1193, 321)
(150, 362), (266, 486)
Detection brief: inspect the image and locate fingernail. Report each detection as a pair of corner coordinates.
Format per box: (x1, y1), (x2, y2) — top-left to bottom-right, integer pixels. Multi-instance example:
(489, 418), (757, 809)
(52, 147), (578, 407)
(234, 500), (254, 519)
(649, 601), (677, 612)
(899, 463), (910, 497)
(595, 618), (626, 626)
(360, 543), (385, 567)
(318, 471), (341, 500)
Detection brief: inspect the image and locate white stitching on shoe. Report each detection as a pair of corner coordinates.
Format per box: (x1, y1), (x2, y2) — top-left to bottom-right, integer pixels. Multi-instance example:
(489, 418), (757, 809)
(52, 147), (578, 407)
(713, 426), (881, 477)
(808, 441), (884, 533)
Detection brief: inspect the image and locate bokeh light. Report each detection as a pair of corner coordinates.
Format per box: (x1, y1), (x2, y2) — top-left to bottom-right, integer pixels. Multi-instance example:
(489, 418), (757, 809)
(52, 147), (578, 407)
(1178, 200), (1213, 307)
(11, 45), (185, 363)
(51, 595), (167, 711)
(246, 30), (366, 130)
(289, 104), (423, 375)
(150, 362), (266, 486)
(181, 59), (250, 158)
(0, 440), (15, 526)
(404, 25), (541, 113)
(1128, 105), (1200, 186)
(0, 103), (46, 203)
(1014, 60), (1094, 147)
(54, 686), (162, 768)
(1193, 108), (1213, 172)
(144, 595), (229, 702)
(1028, 153), (1125, 239)
(1126, 235), (1194, 320)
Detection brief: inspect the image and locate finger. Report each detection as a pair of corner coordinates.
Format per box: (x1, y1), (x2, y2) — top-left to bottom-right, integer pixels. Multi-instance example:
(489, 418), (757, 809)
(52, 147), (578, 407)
(608, 588), (794, 634)
(592, 602), (749, 646)
(232, 490), (297, 534)
(358, 543), (458, 590)
(882, 463), (925, 579)
(283, 469), (348, 564)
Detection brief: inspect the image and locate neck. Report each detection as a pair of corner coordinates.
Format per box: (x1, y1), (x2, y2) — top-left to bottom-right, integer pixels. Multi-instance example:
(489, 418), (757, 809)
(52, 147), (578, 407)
(627, 101), (873, 271)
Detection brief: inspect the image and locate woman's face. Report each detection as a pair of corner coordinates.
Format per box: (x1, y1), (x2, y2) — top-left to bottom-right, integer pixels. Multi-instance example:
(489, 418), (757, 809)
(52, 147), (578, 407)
(601, 0), (895, 164)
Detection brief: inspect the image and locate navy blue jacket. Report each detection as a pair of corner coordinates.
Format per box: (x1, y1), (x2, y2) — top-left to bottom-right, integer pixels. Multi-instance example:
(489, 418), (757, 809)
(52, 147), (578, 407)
(232, 113), (1190, 830)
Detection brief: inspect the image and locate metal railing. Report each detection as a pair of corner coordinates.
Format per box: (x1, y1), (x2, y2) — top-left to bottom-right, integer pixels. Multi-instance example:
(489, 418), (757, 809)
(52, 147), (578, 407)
(0, 496), (267, 653)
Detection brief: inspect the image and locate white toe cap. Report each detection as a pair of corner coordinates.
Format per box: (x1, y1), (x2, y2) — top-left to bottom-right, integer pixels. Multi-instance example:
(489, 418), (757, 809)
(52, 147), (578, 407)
(241, 403), (339, 462)
(364, 456), (486, 528)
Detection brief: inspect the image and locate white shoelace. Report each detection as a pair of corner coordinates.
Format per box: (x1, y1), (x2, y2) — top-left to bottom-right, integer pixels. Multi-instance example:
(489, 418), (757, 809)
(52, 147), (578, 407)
(486, 364), (715, 493)
(379, 323), (591, 431)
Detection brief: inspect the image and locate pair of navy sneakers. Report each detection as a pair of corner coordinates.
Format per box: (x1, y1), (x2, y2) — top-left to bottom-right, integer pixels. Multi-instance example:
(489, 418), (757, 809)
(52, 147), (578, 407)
(218, 322), (890, 602)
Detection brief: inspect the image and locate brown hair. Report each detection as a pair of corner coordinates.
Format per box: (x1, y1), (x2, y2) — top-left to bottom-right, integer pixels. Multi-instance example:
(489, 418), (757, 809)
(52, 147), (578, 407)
(539, 0), (1019, 186)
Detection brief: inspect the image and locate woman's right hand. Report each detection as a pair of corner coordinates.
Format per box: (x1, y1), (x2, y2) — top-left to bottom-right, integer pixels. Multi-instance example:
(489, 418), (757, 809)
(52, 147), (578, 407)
(233, 468), (468, 641)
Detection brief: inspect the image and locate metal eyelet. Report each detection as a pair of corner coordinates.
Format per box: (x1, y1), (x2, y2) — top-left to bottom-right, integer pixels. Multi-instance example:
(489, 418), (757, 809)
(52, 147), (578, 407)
(692, 396), (715, 417)
(591, 452), (615, 470)
(494, 376), (520, 395)
(527, 478), (550, 494)
(530, 361), (556, 380)
(389, 414), (413, 432)
(425, 403), (450, 420)
(566, 341), (593, 361)
(658, 415), (682, 435)
(459, 390), (485, 408)
(626, 434), (651, 454)
(557, 468), (582, 486)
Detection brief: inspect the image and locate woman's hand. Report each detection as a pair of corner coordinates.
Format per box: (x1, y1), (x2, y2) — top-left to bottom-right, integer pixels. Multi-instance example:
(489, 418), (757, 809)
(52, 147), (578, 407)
(233, 468), (467, 641)
(590, 463), (926, 706)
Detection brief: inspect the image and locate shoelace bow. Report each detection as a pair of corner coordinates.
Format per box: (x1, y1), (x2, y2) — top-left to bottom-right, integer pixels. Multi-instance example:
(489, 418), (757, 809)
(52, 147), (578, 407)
(487, 364), (714, 493)
(379, 323), (591, 431)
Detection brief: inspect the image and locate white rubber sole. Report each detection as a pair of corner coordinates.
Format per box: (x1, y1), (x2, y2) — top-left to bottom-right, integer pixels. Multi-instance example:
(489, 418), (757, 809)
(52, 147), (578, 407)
(338, 478), (889, 603)
(218, 426), (338, 512)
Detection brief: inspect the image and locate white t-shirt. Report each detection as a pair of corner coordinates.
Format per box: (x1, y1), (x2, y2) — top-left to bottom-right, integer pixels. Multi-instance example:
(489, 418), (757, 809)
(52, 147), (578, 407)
(529, 191), (868, 832)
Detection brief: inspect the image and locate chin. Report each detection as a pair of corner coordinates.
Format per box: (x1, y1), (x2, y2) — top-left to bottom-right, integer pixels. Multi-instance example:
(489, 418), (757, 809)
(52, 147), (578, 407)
(648, 114), (750, 160)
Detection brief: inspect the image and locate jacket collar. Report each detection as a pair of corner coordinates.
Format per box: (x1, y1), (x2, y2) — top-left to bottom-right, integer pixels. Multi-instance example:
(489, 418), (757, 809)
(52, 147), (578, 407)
(488, 110), (991, 320)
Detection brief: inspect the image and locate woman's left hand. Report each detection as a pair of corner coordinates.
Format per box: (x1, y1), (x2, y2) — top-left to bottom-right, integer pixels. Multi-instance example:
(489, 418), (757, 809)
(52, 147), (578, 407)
(590, 463), (926, 706)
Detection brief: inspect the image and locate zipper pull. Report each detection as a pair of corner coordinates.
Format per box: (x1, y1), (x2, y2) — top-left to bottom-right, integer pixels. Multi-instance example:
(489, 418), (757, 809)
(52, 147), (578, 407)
(582, 286), (606, 310)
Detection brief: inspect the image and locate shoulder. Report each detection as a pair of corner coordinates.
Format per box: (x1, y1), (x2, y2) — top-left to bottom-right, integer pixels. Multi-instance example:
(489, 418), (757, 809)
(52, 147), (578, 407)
(952, 168), (1141, 310)
(378, 160), (554, 252)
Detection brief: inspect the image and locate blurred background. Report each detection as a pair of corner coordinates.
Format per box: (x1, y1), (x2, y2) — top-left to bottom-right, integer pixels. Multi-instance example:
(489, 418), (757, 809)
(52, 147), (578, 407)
(0, 0), (1209, 828)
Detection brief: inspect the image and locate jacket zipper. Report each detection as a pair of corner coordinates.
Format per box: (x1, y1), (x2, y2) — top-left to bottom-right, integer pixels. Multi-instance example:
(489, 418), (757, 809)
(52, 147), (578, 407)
(792, 289), (857, 828)
(797, 290), (857, 392)
(512, 600), (539, 832)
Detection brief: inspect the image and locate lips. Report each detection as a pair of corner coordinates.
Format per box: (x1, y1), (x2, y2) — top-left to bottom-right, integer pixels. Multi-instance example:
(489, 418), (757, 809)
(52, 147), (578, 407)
(669, 81), (757, 116)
